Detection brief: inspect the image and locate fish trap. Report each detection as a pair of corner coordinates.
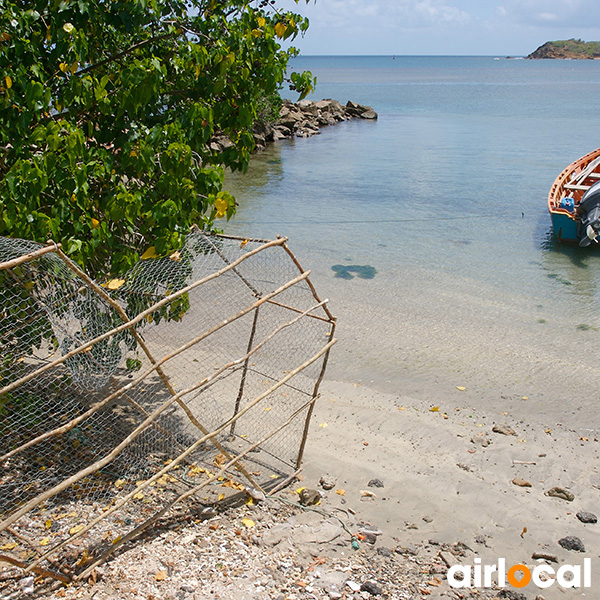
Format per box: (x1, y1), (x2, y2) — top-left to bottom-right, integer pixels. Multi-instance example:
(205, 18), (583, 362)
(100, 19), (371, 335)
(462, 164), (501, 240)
(0, 231), (335, 583)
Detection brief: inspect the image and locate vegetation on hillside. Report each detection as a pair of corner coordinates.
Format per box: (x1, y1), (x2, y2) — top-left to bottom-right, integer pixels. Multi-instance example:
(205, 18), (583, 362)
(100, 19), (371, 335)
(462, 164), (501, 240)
(528, 39), (600, 59)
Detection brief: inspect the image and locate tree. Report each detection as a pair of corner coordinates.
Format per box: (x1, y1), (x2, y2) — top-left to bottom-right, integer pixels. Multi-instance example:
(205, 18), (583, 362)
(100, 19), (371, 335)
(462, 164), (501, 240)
(0, 0), (314, 278)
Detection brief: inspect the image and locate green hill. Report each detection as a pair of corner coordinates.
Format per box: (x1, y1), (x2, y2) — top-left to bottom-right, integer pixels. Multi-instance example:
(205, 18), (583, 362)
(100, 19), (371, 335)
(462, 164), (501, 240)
(528, 39), (600, 59)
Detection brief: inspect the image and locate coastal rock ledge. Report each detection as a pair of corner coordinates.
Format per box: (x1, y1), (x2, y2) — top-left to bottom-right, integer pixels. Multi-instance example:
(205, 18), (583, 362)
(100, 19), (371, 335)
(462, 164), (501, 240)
(252, 99), (377, 150)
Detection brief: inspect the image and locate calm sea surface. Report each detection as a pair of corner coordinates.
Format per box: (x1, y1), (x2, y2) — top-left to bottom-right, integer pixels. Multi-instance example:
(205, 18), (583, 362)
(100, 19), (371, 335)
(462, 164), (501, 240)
(224, 56), (600, 424)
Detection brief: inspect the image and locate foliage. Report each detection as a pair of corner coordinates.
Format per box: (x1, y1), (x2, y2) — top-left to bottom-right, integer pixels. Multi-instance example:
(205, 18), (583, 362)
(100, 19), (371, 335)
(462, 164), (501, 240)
(530, 39), (600, 59)
(0, 0), (315, 279)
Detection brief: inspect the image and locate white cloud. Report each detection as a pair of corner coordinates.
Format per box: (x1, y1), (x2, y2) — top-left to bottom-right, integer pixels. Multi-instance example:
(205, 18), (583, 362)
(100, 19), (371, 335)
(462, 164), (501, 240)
(496, 0), (600, 28)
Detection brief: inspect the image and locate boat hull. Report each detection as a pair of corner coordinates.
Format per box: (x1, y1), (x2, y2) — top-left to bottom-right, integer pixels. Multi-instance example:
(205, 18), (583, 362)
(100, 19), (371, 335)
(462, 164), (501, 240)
(548, 147), (600, 244)
(550, 210), (579, 243)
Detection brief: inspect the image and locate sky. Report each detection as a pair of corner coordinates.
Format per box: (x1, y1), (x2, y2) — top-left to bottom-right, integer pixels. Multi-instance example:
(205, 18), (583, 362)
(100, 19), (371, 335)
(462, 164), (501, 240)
(278, 0), (600, 56)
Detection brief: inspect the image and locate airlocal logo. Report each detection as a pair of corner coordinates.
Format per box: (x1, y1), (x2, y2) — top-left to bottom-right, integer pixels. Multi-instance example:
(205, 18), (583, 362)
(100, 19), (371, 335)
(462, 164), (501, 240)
(448, 557), (592, 590)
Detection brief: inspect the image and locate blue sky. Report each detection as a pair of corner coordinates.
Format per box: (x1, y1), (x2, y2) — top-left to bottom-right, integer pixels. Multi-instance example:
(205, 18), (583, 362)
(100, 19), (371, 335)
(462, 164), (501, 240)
(280, 0), (600, 55)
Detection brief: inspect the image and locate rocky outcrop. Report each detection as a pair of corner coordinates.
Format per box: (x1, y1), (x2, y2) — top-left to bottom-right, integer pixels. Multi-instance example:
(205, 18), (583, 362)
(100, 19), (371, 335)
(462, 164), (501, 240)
(210, 99), (377, 153)
(253, 98), (377, 151)
(527, 39), (600, 59)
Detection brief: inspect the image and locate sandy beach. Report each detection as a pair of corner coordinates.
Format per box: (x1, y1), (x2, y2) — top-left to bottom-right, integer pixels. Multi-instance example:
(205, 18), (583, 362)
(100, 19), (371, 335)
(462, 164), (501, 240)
(298, 375), (600, 599)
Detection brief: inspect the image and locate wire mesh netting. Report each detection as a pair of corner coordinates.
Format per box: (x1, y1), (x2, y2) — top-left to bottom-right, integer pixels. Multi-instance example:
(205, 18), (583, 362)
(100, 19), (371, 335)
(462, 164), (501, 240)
(0, 231), (335, 583)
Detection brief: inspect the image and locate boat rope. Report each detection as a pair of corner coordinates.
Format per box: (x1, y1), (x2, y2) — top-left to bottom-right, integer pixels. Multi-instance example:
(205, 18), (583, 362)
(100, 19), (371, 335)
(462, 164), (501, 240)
(230, 211), (519, 226)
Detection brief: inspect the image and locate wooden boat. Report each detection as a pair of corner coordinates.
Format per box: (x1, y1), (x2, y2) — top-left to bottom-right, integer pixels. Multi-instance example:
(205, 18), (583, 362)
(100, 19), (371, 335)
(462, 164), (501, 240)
(548, 147), (600, 245)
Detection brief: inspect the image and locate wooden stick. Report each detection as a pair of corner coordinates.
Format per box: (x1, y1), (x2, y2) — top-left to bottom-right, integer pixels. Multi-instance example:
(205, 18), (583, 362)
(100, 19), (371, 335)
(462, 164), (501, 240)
(266, 298), (332, 323)
(279, 238), (336, 322)
(0, 237), (287, 398)
(230, 306), (260, 436)
(0, 554), (70, 584)
(0, 242), (60, 271)
(296, 317), (337, 468)
(268, 467), (303, 496)
(211, 232), (273, 244)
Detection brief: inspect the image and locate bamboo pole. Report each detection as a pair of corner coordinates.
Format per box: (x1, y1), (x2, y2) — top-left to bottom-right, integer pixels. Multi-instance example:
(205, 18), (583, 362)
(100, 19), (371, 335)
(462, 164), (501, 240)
(0, 242), (60, 271)
(1, 271), (311, 462)
(76, 392), (320, 581)
(0, 237), (287, 398)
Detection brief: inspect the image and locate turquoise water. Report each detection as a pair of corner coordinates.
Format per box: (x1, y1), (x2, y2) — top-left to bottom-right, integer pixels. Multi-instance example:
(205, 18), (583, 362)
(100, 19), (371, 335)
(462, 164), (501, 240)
(224, 56), (600, 422)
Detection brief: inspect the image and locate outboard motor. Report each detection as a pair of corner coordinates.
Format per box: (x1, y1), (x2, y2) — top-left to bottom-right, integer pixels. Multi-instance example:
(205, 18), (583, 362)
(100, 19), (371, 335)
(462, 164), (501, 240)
(578, 181), (600, 246)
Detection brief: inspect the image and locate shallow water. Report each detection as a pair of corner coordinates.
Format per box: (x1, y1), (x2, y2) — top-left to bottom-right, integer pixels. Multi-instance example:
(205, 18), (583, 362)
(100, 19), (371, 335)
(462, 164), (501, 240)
(224, 56), (600, 427)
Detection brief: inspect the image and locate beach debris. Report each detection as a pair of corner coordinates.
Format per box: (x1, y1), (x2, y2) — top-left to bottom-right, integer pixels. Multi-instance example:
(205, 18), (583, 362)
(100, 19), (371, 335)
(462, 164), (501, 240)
(361, 580), (383, 596)
(18, 576), (34, 595)
(422, 516), (433, 523)
(532, 552), (558, 563)
(558, 536), (585, 552)
(546, 486), (575, 501)
(367, 478), (384, 488)
(512, 478), (532, 488)
(492, 424), (517, 436)
(456, 386), (467, 391)
(360, 489), (377, 498)
(335, 488), (346, 496)
(299, 488), (322, 506)
(496, 590), (527, 600)
(576, 511), (597, 524)
(319, 475), (336, 490)
(520, 526), (528, 538)
(471, 433), (491, 447)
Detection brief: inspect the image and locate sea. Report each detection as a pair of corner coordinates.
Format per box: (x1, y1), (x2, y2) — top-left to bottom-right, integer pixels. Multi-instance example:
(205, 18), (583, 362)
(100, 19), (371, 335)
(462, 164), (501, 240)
(224, 55), (600, 428)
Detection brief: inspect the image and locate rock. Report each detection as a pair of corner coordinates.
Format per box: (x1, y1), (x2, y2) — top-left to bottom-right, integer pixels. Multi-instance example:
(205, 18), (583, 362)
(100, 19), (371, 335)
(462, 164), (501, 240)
(512, 478), (532, 487)
(492, 424), (517, 436)
(367, 478), (384, 488)
(319, 475), (336, 490)
(261, 523), (293, 547)
(299, 488), (321, 506)
(545, 487), (574, 501)
(345, 101), (377, 119)
(376, 547), (392, 557)
(576, 511), (597, 524)
(396, 544), (419, 555)
(558, 536), (585, 552)
(360, 581), (382, 596)
(346, 581), (361, 592)
(359, 108), (378, 120)
(496, 591), (527, 600)
(422, 516), (433, 523)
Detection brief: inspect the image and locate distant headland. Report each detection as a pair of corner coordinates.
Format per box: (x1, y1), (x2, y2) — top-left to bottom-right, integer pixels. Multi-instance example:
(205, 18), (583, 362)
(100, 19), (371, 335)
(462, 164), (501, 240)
(527, 39), (600, 59)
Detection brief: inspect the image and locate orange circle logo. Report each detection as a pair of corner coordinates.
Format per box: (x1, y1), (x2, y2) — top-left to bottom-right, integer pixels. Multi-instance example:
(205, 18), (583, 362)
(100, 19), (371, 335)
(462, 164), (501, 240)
(507, 564), (532, 588)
